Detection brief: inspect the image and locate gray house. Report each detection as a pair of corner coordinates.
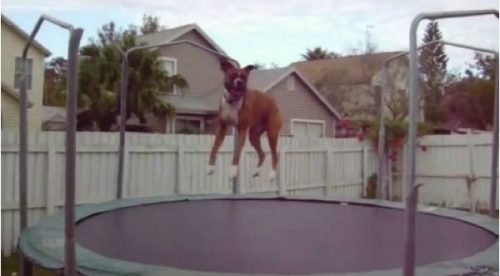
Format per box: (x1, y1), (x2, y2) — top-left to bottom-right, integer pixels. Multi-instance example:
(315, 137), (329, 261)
(137, 23), (341, 137)
(249, 67), (340, 137)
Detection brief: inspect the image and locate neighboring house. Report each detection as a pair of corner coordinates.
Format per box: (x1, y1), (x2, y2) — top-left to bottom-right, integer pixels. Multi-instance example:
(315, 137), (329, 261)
(136, 23), (227, 134)
(292, 52), (416, 122)
(1, 14), (51, 130)
(137, 24), (340, 137)
(42, 106), (66, 131)
(249, 67), (340, 137)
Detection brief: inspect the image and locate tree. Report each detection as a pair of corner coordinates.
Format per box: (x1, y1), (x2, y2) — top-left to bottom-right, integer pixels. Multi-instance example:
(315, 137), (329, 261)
(419, 21), (449, 124)
(301, 47), (340, 61)
(445, 53), (497, 130)
(469, 53), (497, 80)
(44, 56), (67, 106)
(140, 14), (166, 35)
(77, 18), (188, 131)
(447, 77), (495, 130)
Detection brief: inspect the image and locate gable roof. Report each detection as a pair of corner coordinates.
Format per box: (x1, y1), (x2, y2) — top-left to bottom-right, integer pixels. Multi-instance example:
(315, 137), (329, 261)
(1, 82), (33, 107)
(1, 14), (51, 57)
(137, 23), (226, 55)
(249, 67), (342, 119)
(292, 51), (404, 86)
(43, 106), (66, 122)
(248, 67), (291, 91)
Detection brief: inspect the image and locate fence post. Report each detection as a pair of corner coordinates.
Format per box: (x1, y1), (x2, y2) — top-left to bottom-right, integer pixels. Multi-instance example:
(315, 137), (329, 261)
(45, 144), (56, 215)
(122, 144), (130, 198)
(176, 136), (184, 194)
(238, 147), (246, 195)
(387, 148), (393, 200)
(278, 147), (287, 196)
(324, 146), (332, 196)
(402, 144), (407, 202)
(466, 129), (477, 212)
(362, 144), (369, 198)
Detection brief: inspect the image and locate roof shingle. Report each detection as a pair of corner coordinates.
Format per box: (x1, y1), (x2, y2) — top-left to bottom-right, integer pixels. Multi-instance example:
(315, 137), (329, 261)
(292, 52), (404, 86)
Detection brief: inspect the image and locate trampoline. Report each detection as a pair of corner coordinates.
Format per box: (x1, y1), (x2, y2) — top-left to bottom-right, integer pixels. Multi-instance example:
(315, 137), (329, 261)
(20, 195), (498, 276)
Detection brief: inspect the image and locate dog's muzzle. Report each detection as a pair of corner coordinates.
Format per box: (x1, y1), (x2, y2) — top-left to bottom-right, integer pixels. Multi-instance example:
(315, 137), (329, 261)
(234, 79), (244, 91)
(225, 90), (244, 104)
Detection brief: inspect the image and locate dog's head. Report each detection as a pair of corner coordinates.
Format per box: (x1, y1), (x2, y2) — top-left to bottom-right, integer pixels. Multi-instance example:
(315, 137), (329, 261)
(220, 59), (255, 94)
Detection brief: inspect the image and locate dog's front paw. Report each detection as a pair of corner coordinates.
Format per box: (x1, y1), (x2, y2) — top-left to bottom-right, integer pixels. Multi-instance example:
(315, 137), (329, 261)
(229, 165), (238, 180)
(268, 170), (277, 182)
(207, 165), (215, 175)
(252, 167), (262, 178)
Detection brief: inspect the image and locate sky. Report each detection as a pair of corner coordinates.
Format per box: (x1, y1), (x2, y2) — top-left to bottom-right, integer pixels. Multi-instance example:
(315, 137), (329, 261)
(1, 0), (499, 72)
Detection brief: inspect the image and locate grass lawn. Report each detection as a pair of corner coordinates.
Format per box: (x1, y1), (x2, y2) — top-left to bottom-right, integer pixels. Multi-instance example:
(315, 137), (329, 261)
(2, 252), (55, 276)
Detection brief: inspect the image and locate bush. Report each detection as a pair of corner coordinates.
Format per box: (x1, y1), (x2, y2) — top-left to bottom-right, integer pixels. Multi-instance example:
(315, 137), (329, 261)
(365, 173), (377, 199)
(366, 119), (434, 150)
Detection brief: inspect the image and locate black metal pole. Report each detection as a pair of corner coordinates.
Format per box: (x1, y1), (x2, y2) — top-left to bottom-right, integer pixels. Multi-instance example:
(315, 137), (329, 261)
(405, 10), (498, 276)
(64, 28), (83, 276)
(117, 55), (128, 199)
(19, 17), (45, 276)
(490, 54), (499, 218)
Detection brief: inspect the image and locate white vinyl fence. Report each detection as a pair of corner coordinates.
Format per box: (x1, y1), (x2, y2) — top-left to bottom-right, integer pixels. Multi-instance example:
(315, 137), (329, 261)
(1, 130), (377, 255)
(1, 130), (496, 255)
(406, 132), (496, 210)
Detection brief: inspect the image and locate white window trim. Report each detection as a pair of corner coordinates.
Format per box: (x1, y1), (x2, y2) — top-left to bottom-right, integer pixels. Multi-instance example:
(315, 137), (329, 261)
(290, 118), (326, 137)
(15, 57), (33, 92)
(158, 57), (178, 94)
(173, 115), (205, 134)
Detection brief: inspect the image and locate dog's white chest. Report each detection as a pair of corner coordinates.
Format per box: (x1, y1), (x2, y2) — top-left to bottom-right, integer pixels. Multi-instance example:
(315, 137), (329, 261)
(220, 98), (242, 125)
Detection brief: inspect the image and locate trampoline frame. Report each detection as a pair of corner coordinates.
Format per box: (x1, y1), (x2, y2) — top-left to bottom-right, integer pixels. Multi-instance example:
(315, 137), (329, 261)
(19, 195), (499, 276)
(15, 9), (499, 276)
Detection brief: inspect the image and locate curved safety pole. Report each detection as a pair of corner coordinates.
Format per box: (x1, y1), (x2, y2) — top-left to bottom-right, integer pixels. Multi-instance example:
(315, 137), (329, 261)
(406, 9), (498, 276)
(19, 14), (82, 276)
(114, 41), (237, 198)
(491, 53), (499, 218)
(19, 18), (43, 276)
(64, 28), (83, 276)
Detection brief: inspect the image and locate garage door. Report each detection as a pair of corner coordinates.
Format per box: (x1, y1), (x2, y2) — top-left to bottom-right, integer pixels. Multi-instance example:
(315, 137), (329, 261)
(291, 120), (325, 137)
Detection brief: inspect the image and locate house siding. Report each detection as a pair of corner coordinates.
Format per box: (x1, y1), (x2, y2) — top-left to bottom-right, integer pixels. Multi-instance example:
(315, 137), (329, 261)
(1, 21), (46, 130)
(125, 112), (167, 133)
(145, 112), (167, 133)
(174, 31), (218, 52)
(269, 75), (337, 137)
(1, 93), (21, 128)
(159, 43), (223, 97)
(328, 84), (375, 120)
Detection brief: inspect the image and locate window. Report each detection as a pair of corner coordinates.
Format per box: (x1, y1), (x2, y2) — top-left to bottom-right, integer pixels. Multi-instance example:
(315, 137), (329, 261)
(15, 57), (33, 90)
(160, 57), (176, 75)
(175, 116), (204, 134)
(158, 57), (177, 94)
(286, 76), (295, 91)
(291, 119), (325, 137)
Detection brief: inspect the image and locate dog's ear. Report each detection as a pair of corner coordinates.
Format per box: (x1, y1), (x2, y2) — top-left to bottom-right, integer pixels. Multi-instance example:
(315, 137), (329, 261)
(220, 59), (235, 72)
(243, 65), (255, 73)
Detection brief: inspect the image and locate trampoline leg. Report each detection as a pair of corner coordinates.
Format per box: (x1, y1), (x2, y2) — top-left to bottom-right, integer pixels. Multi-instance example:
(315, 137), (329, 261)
(403, 183), (423, 276)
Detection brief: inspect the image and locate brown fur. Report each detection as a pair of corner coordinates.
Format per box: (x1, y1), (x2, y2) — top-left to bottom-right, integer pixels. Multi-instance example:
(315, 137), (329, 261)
(209, 59), (282, 177)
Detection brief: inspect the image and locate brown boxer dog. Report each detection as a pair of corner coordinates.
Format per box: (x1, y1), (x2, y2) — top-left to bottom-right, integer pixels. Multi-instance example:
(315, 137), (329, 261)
(207, 59), (282, 181)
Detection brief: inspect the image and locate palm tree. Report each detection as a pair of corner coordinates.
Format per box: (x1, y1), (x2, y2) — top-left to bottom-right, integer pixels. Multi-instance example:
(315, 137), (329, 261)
(77, 21), (188, 131)
(301, 47), (340, 61)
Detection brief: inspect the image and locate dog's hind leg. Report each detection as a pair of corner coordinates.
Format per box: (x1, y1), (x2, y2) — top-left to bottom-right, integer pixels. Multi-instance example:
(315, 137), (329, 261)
(267, 114), (282, 181)
(249, 125), (265, 177)
(229, 127), (249, 180)
(208, 122), (227, 175)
